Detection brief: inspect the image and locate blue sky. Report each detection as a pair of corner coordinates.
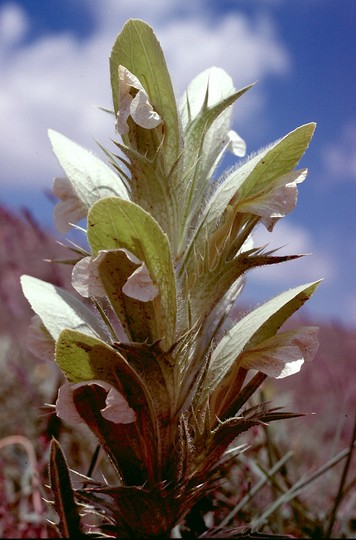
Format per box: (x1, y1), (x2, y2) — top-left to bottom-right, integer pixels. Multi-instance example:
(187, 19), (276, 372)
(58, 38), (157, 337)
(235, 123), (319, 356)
(1, 0), (355, 327)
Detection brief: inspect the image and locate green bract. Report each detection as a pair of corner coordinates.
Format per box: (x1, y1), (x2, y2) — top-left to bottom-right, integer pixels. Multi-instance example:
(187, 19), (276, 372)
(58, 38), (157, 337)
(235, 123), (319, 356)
(21, 18), (321, 538)
(20, 275), (110, 342)
(87, 197), (177, 349)
(49, 130), (129, 233)
(110, 19), (183, 255)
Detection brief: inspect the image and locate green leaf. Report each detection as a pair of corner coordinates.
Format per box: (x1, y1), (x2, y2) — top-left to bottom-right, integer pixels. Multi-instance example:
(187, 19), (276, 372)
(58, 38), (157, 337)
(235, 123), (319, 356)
(56, 329), (162, 483)
(113, 140), (181, 254)
(49, 129), (129, 208)
(96, 249), (157, 343)
(55, 329), (115, 383)
(49, 438), (84, 538)
(178, 68), (252, 252)
(87, 197), (177, 349)
(109, 19), (183, 253)
(205, 280), (322, 400)
(20, 275), (109, 342)
(184, 241), (302, 335)
(72, 384), (150, 485)
(114, 341), (176, 463)
(183, 81), (250, 173)
(178, 123), (316, 332)
(182, 123), (316, 275)
(110, 19), (180, 169)
(235, 123), (316, 202)
(180, 67), (236, 128)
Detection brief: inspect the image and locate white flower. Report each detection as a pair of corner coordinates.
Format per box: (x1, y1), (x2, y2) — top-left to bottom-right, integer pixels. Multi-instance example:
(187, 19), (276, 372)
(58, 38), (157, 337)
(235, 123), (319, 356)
(56, 380), (136, 425)
(122, 262), (159, 302)
(101, 385), (136, 423)
(116, 65), (162, 134)
(239, 326), (319, 378)
(52, 177), (87, 233)
(227, 130), (246, 157)
(72, 249), (159, 302)
(71, 254), (107, 298)
(237, 169), (307, 232)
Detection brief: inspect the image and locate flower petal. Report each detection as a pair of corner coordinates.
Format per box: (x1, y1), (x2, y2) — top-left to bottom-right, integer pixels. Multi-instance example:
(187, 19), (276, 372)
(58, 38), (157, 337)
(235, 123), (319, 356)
(56, 382), (84, 425)
(56, 380), (136, 425)
(237, 169), (307, 232)
(101, 386), (137, 424)
(71, 248), (155, 301)
(27, 315), (55, 360)
(119, 247), (141, 265)
(227, 130), (246, 157)
(52, 177), (87, 233)
(130, 89), (162, 129)
(71, 255), (106, 298)
(116, 65), (162, 134)
(115, 91), (132, 135)
(240, 326), (319, 379)
(122, 262), (159, 302)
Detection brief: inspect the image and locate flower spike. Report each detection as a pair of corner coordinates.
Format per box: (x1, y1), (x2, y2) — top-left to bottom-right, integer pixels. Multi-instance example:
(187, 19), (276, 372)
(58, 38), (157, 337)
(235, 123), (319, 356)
(20, 18), (320, 538)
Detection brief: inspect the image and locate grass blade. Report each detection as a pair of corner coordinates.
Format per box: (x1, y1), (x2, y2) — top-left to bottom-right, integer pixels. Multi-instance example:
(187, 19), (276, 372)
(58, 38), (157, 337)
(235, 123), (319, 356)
(251, 441), (356, 531)
(325, 415), (356, 538)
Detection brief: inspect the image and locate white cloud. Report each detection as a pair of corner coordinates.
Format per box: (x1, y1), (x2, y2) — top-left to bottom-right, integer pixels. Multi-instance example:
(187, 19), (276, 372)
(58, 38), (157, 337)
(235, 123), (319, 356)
(0, 1), (290, 188)
(321, 122), (356, 182)
(157, 14), (289, 93)
(158, 13), (289, 131)
(0, 2), (28, 48)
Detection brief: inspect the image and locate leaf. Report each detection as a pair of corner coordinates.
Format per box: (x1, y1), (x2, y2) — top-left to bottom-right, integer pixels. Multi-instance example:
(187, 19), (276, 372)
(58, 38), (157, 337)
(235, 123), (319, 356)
(218, 372), (268, 422)
(49, 130), (129, 230)
(56, 381), (136, 425)
(20, 275), (110, 342)
(205, 280), (322, 402)
(95, 249), (159, 343)
(179, 124), (316, 332)
(235, 123), (316, 201)
(110, 19), (180, 170)
(184, 245), (303, 334)
(109, 19), (183, 253)
(49, 438), (84, 538)
(191, 277), (245, 371)
(196, 404), (303, 483)
(114, 140), (182, 253)
(182, 123), (316, 275)
(236, 168), (308, 231)
(180, 67), (236, 128)
(87, 197), (177, 349)
(78, 484), (177, 538)
(178, 68), (252, 251)
(113, 341), (177, 465)
(56, 329), (162, 483)
(55, 328), (123, 384)
(113, 341), (176, 414)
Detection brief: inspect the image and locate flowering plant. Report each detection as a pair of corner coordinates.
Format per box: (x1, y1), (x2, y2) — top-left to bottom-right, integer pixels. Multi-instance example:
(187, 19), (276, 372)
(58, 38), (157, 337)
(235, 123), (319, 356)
(21, 19), (320, 538)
